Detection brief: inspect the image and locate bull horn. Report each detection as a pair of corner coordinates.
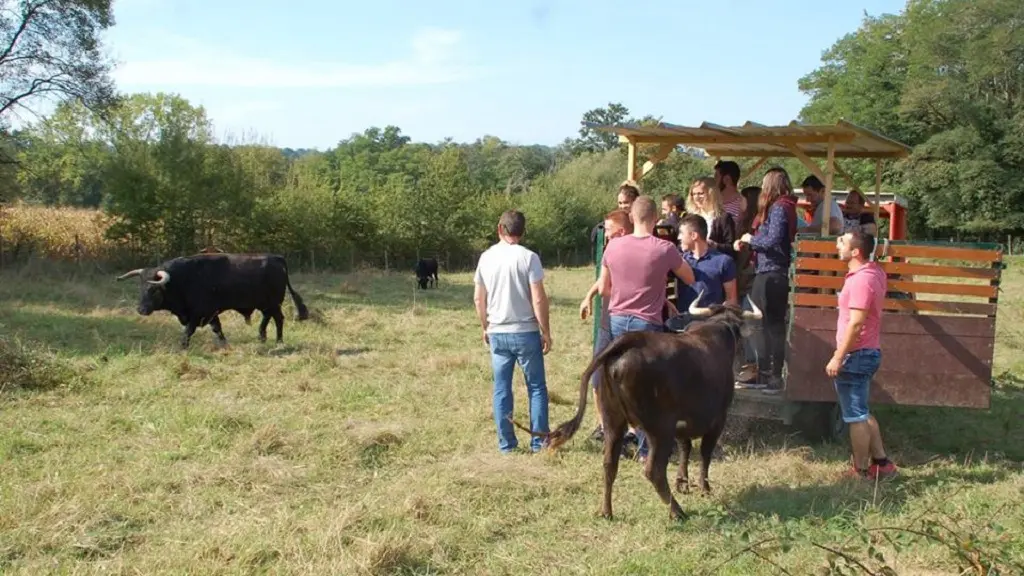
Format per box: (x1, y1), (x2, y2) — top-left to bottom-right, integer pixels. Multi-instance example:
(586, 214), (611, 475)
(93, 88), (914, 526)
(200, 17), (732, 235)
(116, 268), (144, 281)
(687, 289), (713, 317)
(742, 296), (764, 320)
(147, 270), (171, 286)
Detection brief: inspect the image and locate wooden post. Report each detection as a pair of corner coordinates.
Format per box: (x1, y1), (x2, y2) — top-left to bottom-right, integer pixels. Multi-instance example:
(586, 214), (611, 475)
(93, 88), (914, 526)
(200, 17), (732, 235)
(874, 159), (882, 223)
(821, 136), (835, 236)
(626, 140), (638, 182)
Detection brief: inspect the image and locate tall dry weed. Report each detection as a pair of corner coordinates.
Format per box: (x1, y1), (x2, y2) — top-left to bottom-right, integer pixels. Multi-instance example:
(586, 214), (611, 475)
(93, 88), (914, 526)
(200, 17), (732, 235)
(0, 202), (123, 264)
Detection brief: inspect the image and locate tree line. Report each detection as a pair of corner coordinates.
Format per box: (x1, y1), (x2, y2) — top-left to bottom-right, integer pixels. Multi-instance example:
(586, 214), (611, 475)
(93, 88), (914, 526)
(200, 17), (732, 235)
(0, 0), (1022, 272)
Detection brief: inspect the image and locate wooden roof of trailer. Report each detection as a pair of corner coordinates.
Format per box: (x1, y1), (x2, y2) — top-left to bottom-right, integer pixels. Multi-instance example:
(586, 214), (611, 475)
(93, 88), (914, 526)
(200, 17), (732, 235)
(585, 119), (912, 159)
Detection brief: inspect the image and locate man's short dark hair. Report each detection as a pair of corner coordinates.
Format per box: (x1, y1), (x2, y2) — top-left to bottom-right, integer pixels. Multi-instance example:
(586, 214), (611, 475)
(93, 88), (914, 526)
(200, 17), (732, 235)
(848, 228), (877, 259)
(499, 210), (526, 237)
(619, 183), (640, 201)
(679, 213), (708, 240)
(714, 160), (740, 186)
(801, 175), (824, 191)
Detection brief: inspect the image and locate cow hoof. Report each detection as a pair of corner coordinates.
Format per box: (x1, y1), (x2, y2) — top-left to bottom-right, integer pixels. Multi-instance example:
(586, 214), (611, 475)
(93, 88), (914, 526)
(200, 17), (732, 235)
(258, 336), (267, 343)
(675, 479), (690, 494)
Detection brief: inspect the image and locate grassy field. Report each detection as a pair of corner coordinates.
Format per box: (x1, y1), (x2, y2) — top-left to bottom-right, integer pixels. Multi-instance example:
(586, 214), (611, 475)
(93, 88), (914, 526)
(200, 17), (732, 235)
(1, 259), (1022, 575)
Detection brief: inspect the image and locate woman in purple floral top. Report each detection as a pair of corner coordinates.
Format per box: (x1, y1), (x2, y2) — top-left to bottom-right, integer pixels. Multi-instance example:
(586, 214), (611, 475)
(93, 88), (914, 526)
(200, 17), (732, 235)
(734, 168), (798, 391)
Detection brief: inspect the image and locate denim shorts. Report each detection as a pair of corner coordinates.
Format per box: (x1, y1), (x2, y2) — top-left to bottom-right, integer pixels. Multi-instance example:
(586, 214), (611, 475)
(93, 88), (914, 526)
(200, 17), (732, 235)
(833, 348), (882, 423)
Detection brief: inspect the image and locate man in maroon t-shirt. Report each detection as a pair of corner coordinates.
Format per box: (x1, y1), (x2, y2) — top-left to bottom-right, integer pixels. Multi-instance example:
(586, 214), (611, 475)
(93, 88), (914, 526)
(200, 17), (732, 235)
(597, 195), (695, 462)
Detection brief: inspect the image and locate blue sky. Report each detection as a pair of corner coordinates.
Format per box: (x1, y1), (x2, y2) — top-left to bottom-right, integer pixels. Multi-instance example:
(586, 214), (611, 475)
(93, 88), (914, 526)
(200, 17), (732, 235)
(103, 0), (907, 150)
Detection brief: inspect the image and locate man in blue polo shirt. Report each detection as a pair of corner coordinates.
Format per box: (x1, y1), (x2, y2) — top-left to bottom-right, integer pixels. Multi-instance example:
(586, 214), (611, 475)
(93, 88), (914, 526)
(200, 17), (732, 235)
(666, 213), (738, 332)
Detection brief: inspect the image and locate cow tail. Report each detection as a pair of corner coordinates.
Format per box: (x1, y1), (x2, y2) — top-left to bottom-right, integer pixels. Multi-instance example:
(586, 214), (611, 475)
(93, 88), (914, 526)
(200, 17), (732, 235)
(508, 351), (602, 451)
(283, 263), (310, 321)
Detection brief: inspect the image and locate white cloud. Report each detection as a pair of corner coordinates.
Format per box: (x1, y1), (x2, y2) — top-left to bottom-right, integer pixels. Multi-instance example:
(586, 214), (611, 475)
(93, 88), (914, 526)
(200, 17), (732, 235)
(112, 27), (482, 88)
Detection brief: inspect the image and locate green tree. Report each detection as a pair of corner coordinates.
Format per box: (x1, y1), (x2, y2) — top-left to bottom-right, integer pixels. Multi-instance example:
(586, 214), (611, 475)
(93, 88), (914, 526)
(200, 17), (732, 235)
(0, 0), (118, 127)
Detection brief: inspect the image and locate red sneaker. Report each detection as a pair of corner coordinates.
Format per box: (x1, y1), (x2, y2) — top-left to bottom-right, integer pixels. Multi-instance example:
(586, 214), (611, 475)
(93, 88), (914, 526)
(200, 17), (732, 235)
(867, 461), (898, 479)
(844, 466), (868, 479)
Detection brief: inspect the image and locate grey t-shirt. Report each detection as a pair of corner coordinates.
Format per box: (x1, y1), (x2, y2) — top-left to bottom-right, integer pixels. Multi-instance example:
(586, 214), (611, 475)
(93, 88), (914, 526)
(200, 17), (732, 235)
(810, 198), (844, 232)
(474, 241), (545, 334)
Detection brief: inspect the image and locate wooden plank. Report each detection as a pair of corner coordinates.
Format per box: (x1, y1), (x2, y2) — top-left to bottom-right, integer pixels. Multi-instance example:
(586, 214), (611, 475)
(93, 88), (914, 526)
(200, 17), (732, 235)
(792, 274), (999, 298)
(790, 307), (997, 338)
(794, 239), (1003, 262)
(794, 257), (1001, 280)
(785, 308), (993, 409)
(792, 292), (996, 316)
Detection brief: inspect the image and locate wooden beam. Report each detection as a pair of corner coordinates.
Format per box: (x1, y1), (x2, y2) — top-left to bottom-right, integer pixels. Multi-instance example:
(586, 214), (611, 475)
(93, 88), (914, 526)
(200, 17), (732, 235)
(702, 148), (910, 159)
(784, 143), (826, 181)
(821, 136), (835, 236)
(640, 143), (674, 180)
(614, 133), (857, 146)
(740, 157), (769, 180)
(834, 162), (859, 191)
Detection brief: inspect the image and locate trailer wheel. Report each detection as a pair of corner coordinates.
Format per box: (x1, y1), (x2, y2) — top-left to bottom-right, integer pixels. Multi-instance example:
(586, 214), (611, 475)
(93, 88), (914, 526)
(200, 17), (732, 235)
(792, 401), (847, 444)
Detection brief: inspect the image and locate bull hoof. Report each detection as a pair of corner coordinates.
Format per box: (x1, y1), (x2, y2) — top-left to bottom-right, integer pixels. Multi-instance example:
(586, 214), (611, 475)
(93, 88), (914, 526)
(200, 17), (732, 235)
(600, 511), (614, 521)
(700, 481), (712, 495)
(675, 478), (690, 494)
(258, 335), (267, 343)
(669, 503), (687, 522)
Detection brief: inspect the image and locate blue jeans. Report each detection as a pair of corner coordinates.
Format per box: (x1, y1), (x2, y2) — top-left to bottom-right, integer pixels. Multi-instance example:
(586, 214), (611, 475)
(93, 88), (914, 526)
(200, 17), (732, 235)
(591, 322), (612, 389)
(489, 330), (549, 453)
(834, 348), (882, 424)
(609, 314), (664, 458)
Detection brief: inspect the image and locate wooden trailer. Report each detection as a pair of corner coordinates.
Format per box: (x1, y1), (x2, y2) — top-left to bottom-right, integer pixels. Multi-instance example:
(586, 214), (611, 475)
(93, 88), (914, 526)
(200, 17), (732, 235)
(587, 119), (1004, 442)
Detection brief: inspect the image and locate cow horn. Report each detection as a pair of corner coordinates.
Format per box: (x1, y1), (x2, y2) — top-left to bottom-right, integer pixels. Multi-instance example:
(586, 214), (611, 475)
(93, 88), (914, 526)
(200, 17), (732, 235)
(742, 296), (764, 320)
(147, 270), (171, 286)
(687, 289), (713, 317)
(116, 268), (144, 281)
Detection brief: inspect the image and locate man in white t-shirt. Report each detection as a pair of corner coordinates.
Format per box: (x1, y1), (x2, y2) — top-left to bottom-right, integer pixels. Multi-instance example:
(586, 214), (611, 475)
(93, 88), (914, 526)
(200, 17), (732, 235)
(473, 210), (552, 454)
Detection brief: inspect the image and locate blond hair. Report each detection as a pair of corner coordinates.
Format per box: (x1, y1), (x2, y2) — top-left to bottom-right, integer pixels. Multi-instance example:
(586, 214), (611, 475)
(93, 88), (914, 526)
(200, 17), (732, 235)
(686, 177), (725, 219)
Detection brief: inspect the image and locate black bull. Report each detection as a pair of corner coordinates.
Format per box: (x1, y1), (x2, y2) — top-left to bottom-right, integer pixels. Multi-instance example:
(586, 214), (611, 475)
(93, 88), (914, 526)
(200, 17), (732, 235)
(116, 253), (310, 349)
(415, 257), (439, 289)
(513, 292), (763, 521)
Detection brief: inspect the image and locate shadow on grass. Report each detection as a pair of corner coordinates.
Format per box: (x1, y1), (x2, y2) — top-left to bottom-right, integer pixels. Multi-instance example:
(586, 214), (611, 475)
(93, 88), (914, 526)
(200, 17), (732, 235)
(0, 306), (173, 357)
(727, 460), (1017, 523)
(871, 385), (1024, 462)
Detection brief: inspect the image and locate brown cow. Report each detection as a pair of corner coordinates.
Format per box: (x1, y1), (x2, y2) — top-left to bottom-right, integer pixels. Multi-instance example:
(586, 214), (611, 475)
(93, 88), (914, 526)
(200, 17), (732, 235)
(514, 291), (762, 521)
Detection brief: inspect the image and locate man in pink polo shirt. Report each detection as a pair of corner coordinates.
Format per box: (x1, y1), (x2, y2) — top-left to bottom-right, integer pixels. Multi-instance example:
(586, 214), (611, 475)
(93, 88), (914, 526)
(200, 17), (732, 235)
(597, 195), (695, 462)
(827, 229), (897, 480)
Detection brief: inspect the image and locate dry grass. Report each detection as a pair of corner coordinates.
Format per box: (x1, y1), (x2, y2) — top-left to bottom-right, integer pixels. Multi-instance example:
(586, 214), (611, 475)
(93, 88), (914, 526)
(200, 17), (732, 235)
(0, 262), (1022, 574)
(0, 203), (124, 264)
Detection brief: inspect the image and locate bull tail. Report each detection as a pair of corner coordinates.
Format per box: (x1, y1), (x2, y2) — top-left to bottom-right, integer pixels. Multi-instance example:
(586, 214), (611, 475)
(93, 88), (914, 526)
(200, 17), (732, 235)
(510, 336), (630, 450)
(282, 262), (310, 321)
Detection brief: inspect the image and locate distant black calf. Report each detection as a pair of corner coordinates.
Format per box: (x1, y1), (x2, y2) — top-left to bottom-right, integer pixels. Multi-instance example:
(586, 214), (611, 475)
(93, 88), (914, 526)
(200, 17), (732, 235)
(415, 257), (439, 289)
